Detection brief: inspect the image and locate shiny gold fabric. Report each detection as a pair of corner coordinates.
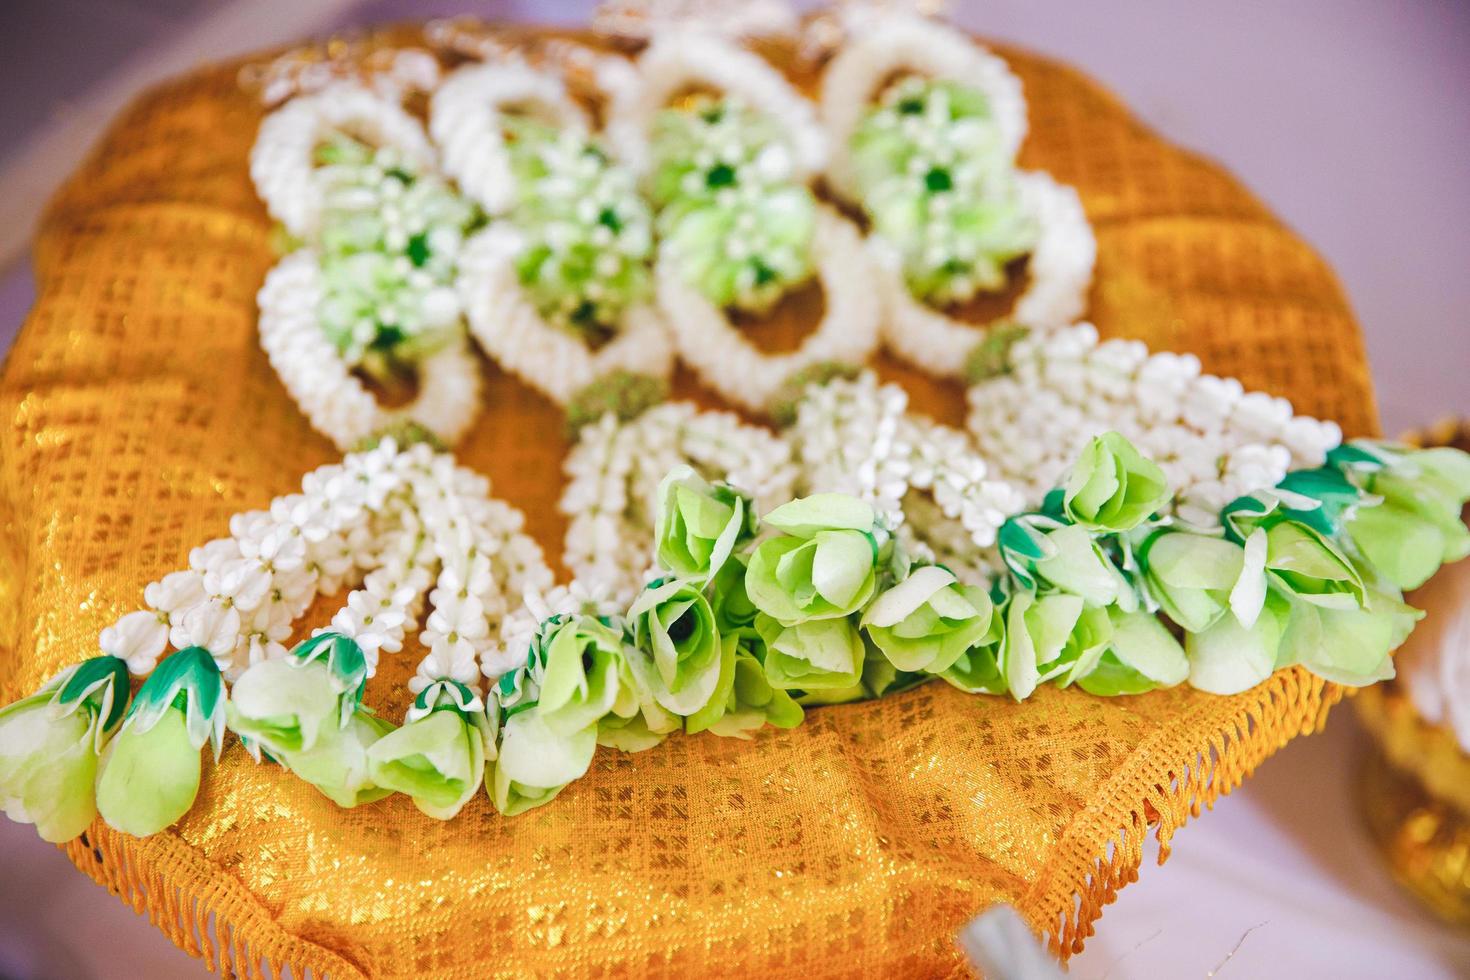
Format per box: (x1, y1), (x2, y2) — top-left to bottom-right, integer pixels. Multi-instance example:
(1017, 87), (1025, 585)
(0, 27), (1376, 979)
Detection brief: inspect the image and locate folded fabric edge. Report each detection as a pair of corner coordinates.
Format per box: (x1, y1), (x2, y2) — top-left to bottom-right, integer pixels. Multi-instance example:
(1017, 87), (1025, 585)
(1025, 664), (1342, 959)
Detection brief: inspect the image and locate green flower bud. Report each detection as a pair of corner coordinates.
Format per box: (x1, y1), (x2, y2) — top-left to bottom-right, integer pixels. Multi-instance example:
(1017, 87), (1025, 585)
(627, 577), (724, 716)
(1262, 520), (1364, 609)
(95, 703), (202, 838)
(1000, 593), (1121, 700)
(95, 647), (223, 837)
(1063, 432), (1171, 532)
(1075, 608), (1189, 696)
(653, 465), (756, 582)
(862, 565), (997, 674)
(535, 615), (640, 736)
(1277, 585), (1422, 687)
(938, 599), (1008, 695)
(745, 494), (881, 626)
(1347, 446), (1470, 590)
(1030, 523), (1126, 607)
(1186, 592), (1292, 695)
(490, 708), (599, 816)
(756, 614), (866, 693)
(366, 705), (488, 820)
(279, 708), (396, 809)
(707, 553), (761, 642)
(0, 657), (128, 843)
(686, 635), (804, 738)
(226, 659), (339, 755)
(1143, 529), (1267, 634)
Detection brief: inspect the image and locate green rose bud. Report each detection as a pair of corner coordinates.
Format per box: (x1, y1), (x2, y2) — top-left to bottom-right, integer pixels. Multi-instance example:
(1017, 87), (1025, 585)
(0, 657), (129, 844)
(627, 577), (724, 716)
(708, 553), (761, 641)
(653, 465), (756, 582)
(366, 696), (490, 821)
(226, 659), (338, 755)
(1277, 585), (1422, 687)
(226, 632), (370, 756)
(279, 708), (396, 809)
(1186, 591), (1292, 695)
(536, 615), (640, 736)
(1063, 432), (1171, 532)
(939, 600), (1008, 695)
(0, 693), (100, 843)
(1142, 529), (1267, 634)
(1347, 446), (1470, 590)
(1030, 523), (1127, 607)
(686, 635), (804, 738)
(756, 614), (866, 693)
(745, 494), (881, 626)
(95, 647), (223, 837)
(862, 565), (997, 674)
(596, 702), (680, 754)
(1000, 592), (1081, 700)
(490, 708), (599, 816)
(1262, 520), (1364, 610)
(1075, 608), (1189, 697)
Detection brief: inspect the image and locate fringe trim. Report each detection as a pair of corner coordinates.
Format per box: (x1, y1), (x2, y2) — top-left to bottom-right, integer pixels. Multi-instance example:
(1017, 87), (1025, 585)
(62, 824), (368, 980)
(1025, 665), (1346, 960)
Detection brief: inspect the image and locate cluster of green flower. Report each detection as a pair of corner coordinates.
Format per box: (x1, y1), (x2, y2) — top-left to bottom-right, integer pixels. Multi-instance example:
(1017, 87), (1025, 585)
(649, 96), (818, 313)
(851, 77), (1038, 305)
(3, 434), (1466, 836)
(313, 133), (481, 378)
(504, 117), (656, 338)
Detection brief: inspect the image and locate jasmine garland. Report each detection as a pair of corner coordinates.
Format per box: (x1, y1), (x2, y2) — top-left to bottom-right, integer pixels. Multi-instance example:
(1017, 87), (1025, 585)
(2, 430), (1466, 840)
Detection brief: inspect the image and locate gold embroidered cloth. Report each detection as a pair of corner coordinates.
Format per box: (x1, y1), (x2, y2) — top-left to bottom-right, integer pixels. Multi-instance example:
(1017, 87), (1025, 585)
(0, 27), (1376, 979)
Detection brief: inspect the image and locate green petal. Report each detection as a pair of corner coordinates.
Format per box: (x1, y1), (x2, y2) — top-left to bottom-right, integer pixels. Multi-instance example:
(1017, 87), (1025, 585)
(95, 706), (202, 837)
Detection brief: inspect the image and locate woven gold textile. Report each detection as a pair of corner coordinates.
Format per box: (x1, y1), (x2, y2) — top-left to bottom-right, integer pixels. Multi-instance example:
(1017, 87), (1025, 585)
(0, 26), (1378, 979)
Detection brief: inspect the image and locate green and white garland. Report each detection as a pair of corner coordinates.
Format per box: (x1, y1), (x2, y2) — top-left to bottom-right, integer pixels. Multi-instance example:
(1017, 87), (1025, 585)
(252, 85), (484, 449)
(435, 60), (675, 408)
(4, 400), (1467, 839)
(605, 30), (884, 414)
(820, 13), (1095, 377)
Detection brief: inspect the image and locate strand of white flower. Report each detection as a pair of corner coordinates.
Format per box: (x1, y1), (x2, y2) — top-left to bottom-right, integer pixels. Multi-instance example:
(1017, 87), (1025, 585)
(250, 83), (437, 239)
(791, 373), (1025, 557)
(603, 28), (825, 178)
(966, 323), (1344, 526)
(872, 172), (1095, 377)
(655, 206), (881, 413)
(258, 251), (483, 450)
(428, 61), (590, 217)
(560, 402), (796, 603)
(819, 13), (1028, 204)
(456, 226), (674, 406)
(405, 454), (555, 696)
(96, 439), (417, 678)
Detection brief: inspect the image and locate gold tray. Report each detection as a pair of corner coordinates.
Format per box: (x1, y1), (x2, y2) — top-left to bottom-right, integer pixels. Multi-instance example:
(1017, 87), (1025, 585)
(0, 24), (1378, 978)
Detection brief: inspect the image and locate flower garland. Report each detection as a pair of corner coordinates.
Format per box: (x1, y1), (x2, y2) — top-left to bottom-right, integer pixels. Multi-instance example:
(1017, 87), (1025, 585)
(428, 60), (590, 216)
(4, 418), (1468, 836)
(819, 13), (1096, 377)
(251, 84), (484, 449)
(437, 60), (675, 408)
(0, 436), (561, 839)
(965, 323), (1345, 526)
(258, 251), (482, 449)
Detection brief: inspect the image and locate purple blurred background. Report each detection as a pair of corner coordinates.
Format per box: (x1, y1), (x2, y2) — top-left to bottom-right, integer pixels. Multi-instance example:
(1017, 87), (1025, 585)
(0, 2), (1467, 977)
